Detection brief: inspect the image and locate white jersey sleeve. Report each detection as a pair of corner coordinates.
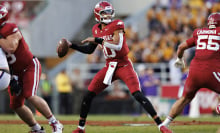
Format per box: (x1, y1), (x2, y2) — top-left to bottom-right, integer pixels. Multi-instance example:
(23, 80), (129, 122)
(0, 48), (9, 69)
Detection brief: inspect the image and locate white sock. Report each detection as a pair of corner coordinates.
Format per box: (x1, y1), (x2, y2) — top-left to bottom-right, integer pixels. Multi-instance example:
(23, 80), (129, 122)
(48, 115), (57, 123)
(78, 125), (85, 130)
(31, 123), (41, 131)
(163, 116), (173, 127)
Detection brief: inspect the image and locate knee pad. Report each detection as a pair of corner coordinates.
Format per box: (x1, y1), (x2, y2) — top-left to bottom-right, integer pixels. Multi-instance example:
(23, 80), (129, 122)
(0, 71), (10, 91)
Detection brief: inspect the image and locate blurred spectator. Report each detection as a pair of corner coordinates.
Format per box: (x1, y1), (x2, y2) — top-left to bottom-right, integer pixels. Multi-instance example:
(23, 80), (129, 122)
(55, 69), (73, 114)
(138, 65), (160, 111)
(105, 81), (128, 100)
(169, 54), (182, 84)
(1, 0), (46, 29)
(178, 67), (190, 116)
(39, 72), (53, 109)
(124, 24), (138, 47)
(69, 68), (86, 114)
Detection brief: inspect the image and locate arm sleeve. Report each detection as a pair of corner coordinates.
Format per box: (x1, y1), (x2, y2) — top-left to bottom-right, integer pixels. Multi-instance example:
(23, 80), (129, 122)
(70, 43), (98, 54)
(103, 33), (123, 51)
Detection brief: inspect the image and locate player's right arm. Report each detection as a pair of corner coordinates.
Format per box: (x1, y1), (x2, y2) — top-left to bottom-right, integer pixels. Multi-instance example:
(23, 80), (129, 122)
(64, 38), (98, 54)
(0, 30), (22, 54)
(175, 29), (197, 68)
(175, 37), (194, 68)
(176, 41), (189, 59)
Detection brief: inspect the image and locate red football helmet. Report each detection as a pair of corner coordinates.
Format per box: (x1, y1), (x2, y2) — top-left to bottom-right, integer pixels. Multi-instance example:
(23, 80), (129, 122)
(0, 5), (8, 26)
(94, 1), (115, 24)
(207, 12), (220, 29)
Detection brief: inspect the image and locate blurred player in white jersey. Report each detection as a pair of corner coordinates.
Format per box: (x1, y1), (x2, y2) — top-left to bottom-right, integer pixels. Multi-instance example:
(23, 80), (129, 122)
(0, 48), (10, 90)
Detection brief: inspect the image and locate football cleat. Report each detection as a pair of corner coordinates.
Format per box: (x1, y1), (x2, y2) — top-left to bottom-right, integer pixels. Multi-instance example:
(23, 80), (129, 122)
(29, 126), (45, 133)
(160, 125), (173, 133)
(72, 127), (85, 133)
(49, 121), (63, 133)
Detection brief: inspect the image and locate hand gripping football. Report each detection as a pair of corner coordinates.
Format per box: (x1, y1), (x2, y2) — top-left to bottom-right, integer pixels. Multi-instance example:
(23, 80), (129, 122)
(57, 38), (69, 58)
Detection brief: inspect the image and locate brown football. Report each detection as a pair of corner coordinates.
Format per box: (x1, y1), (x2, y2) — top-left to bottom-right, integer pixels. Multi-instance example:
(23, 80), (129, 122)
(57, 38), (69, 58)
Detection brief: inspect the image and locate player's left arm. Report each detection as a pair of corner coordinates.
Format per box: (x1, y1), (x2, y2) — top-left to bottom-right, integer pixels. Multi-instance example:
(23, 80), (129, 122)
(82, 29), (124, 51)
(102, 29), (124, 51)
(0, 31), (22, 54)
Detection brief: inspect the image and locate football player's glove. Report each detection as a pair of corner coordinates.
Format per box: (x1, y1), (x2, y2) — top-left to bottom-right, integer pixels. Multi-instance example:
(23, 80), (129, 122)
(10, 76), (22, 96)
(174, 57), (185, 68)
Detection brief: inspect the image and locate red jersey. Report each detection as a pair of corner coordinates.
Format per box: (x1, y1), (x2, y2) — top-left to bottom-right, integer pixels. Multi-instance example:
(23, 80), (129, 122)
(0, 23), (33, 74)
(186, 27), (220, 71)
(92, 19), (129, 66)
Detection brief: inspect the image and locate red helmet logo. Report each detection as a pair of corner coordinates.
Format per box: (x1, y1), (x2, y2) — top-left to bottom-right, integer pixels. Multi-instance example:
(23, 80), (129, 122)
(207, 13), (220, 29)
(94, 1), (115, 24)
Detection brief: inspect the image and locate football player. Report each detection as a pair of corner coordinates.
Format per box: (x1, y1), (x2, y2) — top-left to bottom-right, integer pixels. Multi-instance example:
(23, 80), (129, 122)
(61, 1), (172, 133)
(0, 5), (63, 133)
(161, 13), (220, 130)
(0, 48), (10, 91)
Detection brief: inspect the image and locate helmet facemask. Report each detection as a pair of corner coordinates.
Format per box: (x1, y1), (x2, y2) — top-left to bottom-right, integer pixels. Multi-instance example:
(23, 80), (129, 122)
(99, 9), (115, 24)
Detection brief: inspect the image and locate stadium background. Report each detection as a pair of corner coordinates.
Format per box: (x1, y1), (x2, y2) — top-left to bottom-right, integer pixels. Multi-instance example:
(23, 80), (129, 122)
(0, 0), (219, 118)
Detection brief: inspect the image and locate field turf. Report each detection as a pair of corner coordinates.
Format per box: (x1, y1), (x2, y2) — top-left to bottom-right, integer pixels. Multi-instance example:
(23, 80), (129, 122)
(0, 114), (219, 133)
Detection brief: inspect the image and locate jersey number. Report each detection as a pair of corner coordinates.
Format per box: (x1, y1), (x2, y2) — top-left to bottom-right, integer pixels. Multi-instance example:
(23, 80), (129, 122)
(6, 53), (16, 64)
(103, 46), (116, 58)
(197, 35), (220, 51)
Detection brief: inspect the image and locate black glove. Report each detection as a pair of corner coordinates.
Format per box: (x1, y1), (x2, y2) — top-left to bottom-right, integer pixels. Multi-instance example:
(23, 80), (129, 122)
(10, 78), (22, 96)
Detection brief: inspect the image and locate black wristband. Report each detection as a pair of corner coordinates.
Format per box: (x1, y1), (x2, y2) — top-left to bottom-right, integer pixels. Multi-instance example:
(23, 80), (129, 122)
(95, 37), (104, 44)
(69, 43), (77, 49)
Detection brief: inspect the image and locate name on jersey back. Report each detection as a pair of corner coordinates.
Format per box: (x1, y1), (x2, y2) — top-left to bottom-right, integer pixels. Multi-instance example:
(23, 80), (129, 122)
(197, 30), (216, 35)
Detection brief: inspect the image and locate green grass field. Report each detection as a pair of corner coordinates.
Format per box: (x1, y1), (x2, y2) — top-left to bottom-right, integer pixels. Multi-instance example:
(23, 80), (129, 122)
(0, 114), (219, 133)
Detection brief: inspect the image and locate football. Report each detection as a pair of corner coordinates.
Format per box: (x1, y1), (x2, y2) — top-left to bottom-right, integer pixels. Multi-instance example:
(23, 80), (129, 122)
(57, 38), (69, 58)
(216, 104), (220, 114)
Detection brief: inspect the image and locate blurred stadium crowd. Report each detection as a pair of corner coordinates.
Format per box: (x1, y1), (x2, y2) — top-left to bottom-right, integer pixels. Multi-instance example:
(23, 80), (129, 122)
(0, 0), (45, 29)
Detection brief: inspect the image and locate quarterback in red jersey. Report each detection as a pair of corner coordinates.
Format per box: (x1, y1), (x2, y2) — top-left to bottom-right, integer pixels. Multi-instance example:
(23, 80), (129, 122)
(0, 5), (63, 133)
(162, 12), (220, 130)
(61, 1), (171, 133)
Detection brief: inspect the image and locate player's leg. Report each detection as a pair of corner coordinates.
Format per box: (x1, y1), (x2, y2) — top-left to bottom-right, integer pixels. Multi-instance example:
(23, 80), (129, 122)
(117, 63), (172, 133)
(162, 96), (192, 127)
(8, 89), (45, 133)
(23, 57), (62, 133)
(73, 67), (108, 133)
(162, 72), (199, 129)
